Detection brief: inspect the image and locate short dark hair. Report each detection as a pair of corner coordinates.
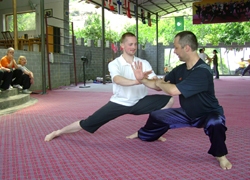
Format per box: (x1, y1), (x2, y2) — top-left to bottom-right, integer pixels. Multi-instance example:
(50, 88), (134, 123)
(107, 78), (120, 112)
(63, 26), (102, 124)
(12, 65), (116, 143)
(199, 48), (203, 53)
(175, 31), (198, 51)
(213, 50), (218, 53)
(120, 32), (136, 43)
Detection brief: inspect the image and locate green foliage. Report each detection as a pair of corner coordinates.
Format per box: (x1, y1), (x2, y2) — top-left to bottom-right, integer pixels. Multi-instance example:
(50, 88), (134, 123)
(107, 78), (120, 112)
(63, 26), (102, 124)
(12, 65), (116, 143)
(138, 16), (250, 46)
(105, 29), (120, 42)
(7, 12), (36, 31)
(73, 10), (250, 47)
(74, 13), (120, 43)
(80, 13), (103, 40)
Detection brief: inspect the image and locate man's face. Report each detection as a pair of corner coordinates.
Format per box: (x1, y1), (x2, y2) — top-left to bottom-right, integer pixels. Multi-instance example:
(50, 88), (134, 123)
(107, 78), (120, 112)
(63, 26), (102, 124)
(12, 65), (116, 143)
(121, 36), (137, 56)
(173, 36), (185, 61)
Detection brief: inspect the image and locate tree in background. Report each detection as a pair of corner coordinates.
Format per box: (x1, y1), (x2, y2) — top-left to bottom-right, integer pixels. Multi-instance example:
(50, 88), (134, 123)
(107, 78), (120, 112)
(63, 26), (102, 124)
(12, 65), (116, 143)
(7, 12), (36, 31)
(74, 13), (120, 45)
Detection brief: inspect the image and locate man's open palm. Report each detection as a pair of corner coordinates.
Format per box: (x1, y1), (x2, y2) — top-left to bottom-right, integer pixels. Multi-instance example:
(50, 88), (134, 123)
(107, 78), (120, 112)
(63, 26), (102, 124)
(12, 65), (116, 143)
(132, 61), (152, 81)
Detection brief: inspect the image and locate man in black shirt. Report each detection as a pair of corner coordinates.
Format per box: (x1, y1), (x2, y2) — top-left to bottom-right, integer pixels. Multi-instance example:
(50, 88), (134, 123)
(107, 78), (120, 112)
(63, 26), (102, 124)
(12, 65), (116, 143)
(127, 31), (232, 170)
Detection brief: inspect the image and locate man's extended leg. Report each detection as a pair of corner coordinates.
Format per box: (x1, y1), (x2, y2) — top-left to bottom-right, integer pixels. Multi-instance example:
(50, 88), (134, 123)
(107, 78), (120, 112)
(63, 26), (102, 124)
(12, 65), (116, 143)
(45, 101), (130, 141)
(45, 95), (173, 142)
(44, 121), (81, 141)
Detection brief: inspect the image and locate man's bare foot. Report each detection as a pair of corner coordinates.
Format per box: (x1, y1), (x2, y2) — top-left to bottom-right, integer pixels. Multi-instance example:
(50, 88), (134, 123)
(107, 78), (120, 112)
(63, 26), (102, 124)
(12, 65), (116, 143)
(126, 132), (138, 139)
(158, 136), (166, 142)
(126, 132), (166, 142)
(216, 156), (232, 170)
(44, 130), (59, 142)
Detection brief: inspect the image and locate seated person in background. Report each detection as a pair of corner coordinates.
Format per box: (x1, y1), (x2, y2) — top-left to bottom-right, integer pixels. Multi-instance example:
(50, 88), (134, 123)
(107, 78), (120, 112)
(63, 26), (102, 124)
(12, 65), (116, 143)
(235, 58), (245, 75)
(0, 63), (13, 92)
(0, 47), (23, 90)
(14, 56), (34, 94)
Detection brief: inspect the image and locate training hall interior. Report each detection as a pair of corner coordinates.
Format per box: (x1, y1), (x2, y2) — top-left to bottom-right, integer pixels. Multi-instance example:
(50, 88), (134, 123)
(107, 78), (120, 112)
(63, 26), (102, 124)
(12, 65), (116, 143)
(0, 0), (249, 179)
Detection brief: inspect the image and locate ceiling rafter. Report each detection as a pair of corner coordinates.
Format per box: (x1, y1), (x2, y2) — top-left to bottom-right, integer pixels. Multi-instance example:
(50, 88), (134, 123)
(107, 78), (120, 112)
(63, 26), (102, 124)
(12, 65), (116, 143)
(165, 0), (177, 11)
(81, 0), (197, 18)
(147, 0), (171, 15)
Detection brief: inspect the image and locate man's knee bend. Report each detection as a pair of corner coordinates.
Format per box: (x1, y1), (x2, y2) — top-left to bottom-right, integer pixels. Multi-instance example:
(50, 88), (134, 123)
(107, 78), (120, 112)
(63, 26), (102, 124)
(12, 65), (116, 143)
(79, 120), (96, 134)
(149, 110), (160, 119)
(204, 116), (227, 135)
(207, 118), (224, 127)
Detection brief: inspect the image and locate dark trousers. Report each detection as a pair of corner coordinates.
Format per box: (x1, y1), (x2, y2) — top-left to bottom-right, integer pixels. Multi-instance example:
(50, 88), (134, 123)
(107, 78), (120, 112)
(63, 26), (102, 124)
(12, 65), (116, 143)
(21, 74), (31, 89)
(80, 94), (172, 133)
(12, 69), (31, 89)
(138, 108), (228, 157)
(242, 65), (250, 76)
(235, 67), (245, 74)
(213, 65), (219, 78)
(0, 70), (13, 90)
(12, 69), (23, 85)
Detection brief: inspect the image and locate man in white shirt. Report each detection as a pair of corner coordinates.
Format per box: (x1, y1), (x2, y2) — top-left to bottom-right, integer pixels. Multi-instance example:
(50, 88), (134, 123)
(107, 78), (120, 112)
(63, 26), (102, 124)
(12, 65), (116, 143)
(44, 32), (174, 142)
(198, 48), (212, 65)
(198, 48), (207, 61)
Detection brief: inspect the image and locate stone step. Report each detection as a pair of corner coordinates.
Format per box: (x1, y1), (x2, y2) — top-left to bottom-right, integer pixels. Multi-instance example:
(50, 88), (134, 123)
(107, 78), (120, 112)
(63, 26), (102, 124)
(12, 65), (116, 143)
(0, 94), (30, 110)
(0, 88), (19, 98)
(0, 97), (37, 115)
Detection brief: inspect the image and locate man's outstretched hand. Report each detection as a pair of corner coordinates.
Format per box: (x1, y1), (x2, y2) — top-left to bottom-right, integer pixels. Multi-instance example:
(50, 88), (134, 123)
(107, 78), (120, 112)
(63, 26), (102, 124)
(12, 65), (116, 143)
(131, 61), (152, 81)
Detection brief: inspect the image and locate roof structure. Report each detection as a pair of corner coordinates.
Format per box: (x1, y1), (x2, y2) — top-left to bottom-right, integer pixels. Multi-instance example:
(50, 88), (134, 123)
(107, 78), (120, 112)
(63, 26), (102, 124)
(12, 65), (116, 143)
(84, 0), (201, 18)
(130, 0), (199, 17)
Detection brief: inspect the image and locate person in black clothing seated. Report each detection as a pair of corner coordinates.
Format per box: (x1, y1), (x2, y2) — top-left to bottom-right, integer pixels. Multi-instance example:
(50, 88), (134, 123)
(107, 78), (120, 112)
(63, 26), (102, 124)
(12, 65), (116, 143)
(0, 63), (13, 92)
(12, 56), (34, 94)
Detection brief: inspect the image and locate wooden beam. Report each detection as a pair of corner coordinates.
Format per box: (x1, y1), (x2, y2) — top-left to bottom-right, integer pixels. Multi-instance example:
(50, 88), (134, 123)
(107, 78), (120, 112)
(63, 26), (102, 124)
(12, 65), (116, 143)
(12, 0), (18, 50)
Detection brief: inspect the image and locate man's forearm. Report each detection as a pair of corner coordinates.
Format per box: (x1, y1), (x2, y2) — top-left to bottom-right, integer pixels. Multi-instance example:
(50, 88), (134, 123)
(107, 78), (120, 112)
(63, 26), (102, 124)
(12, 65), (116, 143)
(156, 81), (180, 96)
(113, 75), (140, 86)
(140, 78), (161, 90)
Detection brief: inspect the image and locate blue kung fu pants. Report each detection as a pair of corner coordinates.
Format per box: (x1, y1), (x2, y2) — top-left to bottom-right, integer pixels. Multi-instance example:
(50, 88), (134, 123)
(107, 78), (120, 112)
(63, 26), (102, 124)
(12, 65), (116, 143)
(138, 107), (228, 157)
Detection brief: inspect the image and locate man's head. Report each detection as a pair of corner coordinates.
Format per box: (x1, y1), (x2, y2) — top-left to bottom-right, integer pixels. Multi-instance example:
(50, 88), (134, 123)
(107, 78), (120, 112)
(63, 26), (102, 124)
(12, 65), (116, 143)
(120, 32), (137, 56)
(175, 31), (198, 51)
(6, 47), (14, 59)
(173, 31), (198, 61)
(199, 48), (204, 53)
